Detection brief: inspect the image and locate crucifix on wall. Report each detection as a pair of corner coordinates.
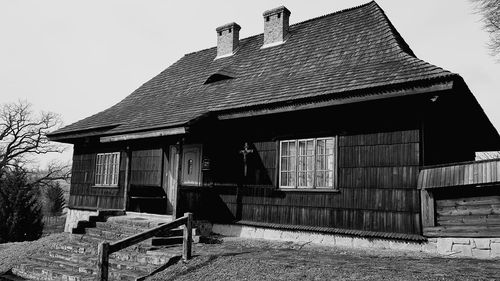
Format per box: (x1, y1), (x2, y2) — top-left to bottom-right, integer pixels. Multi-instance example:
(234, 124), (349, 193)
(239, 142), (254, 177)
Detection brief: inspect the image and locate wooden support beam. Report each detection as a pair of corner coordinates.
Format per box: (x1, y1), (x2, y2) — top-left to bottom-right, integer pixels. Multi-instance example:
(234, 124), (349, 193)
(123, 148), (131, 211)
(174, 139), (184, 219)
(421, 188), (436, 228)
(97, 242), (110, 281)
(100, 127), (186, 143)
(183, 212), (193, 261)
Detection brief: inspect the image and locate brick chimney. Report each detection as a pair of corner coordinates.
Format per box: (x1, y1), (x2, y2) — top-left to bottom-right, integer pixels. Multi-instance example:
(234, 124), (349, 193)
(262, 6), (291, 48)
(216, 22), (241, 59)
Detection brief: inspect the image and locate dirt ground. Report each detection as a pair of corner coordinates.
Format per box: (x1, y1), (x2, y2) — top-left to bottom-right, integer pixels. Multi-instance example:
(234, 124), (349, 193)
(148, 237), (500, 281)
(0, 233), (69, 274)
(1, 235), (499, 280)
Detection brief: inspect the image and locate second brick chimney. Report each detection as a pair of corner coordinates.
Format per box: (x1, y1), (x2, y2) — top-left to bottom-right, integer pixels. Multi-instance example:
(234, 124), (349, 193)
(262, 6), (291, 48)
(216, 22), (241, 59)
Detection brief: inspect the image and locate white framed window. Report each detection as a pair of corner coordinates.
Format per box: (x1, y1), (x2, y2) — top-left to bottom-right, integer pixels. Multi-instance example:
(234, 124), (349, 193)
(95, 152), (120, 186)
(279, 137), (337, 189)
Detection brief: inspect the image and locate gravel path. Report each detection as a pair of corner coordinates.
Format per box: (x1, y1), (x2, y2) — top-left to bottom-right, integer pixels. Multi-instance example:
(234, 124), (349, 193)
(148, 238), (500, 281)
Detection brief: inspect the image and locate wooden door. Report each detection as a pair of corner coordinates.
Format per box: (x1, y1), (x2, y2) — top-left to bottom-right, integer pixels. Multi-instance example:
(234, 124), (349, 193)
(165, 145), (179, 214)
(181, 145), (202, 186)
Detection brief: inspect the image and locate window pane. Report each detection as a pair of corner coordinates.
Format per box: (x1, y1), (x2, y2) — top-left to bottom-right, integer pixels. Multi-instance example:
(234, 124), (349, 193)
(316, 171), (325, 187)
(298, 157), (305, 171)
(327, 155), (334, 170)
(281, 172), (288, 186)
(307, 140), (314, 155)
(98, 161), (104, 184)
(299, 141), (306, 155)
(113, 153), (119, 185)
(315, 155), (321, 170)
(326, 139), (335, 155)
(326, 171), (333, 187)
(307, 156), (313, 170)
(281, 157), (288, 171)
(103, 155), (109, 185)
(317, 139), (325, 155)
(289, 172), (296, 187)
(281, 142), (288, 156)
(289, 141), (296, 156)
(306, 172), (313, 187)
(112, 154), (117, 185)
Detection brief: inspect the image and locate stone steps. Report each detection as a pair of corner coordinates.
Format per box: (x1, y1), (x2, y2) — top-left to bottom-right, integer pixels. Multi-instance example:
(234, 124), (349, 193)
(8, 212), (195, 280)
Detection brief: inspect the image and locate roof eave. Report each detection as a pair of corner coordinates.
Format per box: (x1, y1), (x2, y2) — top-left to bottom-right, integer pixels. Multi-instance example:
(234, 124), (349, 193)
(216, 78), (456, 120)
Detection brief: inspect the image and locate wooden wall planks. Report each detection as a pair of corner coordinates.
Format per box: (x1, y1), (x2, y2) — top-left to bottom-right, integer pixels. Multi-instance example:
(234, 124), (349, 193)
(69, 150), (127, 210)
(68, 145), (164, 210)
(179, 129), (422, 235)
(130, 149), (162, 187)
(423, 186), (500, 237)
(418, 159), (500, 189)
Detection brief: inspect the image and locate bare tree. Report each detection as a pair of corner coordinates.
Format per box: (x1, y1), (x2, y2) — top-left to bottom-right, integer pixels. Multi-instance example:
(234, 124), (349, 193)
(471, 0), (500, 60)
(0, 101), (69, 181)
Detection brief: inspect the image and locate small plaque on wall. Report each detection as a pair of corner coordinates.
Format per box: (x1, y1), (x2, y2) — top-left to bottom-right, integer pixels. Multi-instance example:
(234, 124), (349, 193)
(202, 157), (211, 171)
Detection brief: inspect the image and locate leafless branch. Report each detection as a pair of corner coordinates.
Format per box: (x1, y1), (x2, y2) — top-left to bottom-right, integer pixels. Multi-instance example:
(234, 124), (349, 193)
(27, 161), (71, 188)
(471, 0), (500, 60)
(0, 100), (65, 177)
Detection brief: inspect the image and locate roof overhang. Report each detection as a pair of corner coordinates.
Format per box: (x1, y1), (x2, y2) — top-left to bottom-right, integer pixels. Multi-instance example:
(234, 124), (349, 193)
(99, 126), (187, 143)
(216, 80), (454, 120)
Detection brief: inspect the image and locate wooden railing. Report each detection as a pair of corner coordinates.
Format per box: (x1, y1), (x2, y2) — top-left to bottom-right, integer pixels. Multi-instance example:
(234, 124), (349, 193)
(96, 212), (193, 281)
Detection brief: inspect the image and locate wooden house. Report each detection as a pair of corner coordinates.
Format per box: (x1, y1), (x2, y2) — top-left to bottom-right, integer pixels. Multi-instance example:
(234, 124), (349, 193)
(49, 2), (500, 242)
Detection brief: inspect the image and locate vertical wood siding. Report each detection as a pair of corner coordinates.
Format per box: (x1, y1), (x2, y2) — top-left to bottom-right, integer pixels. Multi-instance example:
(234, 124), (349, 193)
(68, 145), (165, 210)
(179, 129), (422, 235)
(68, 150), (126, 210)
(130, 149), (162, 187)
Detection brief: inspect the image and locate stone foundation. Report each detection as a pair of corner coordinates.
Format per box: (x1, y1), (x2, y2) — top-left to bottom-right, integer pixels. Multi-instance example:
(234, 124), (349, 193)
(212, 224), (500, 259)
(64, 208), (98, 233)
(433, 237), (500, 258)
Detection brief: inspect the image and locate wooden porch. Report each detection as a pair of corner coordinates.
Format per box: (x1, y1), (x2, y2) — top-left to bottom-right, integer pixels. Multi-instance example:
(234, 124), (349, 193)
(418, 159), (500, 237)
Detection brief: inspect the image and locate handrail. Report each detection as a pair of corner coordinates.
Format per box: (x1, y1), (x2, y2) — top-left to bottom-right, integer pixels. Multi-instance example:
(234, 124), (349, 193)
(97, 212), (193, 281)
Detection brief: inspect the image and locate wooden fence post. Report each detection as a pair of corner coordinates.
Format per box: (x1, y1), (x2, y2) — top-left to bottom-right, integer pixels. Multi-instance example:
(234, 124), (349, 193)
(97, 242), (110, 281)
(182, 212), (193, 261)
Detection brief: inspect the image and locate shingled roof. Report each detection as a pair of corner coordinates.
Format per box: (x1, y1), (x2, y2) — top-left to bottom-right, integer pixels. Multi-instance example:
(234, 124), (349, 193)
(50, 1), (456, 139)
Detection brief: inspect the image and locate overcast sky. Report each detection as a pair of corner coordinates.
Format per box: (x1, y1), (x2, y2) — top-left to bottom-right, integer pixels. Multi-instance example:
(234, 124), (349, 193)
(1, 0), (499, 167)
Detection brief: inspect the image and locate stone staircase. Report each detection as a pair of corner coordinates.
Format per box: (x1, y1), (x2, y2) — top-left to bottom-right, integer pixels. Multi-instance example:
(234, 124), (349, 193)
(5, 212), (199, 281)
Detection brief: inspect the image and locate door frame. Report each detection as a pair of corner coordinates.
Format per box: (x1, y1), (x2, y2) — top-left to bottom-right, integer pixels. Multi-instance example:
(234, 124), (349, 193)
(163, 145), (180, 216)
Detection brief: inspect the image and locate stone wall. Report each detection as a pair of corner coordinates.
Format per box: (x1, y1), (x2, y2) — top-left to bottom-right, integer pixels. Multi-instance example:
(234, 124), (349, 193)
(64, 208), (98, 233)
(212, 224), (500, 259)
(433, 237), (500, 259)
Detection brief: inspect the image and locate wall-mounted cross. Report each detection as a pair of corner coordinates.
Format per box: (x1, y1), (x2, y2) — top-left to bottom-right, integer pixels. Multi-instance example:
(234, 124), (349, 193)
(239, 142), (254, 177)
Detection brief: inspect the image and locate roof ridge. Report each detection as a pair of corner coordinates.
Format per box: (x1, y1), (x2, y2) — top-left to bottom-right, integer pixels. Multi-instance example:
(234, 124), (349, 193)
(184, 1), (376, 57)
(289, 1), (375, 28)
(369, 2), (416, 57)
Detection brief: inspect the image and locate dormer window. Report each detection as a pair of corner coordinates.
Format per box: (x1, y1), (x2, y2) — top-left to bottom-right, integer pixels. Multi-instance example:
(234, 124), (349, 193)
(204, 70), (235, 84)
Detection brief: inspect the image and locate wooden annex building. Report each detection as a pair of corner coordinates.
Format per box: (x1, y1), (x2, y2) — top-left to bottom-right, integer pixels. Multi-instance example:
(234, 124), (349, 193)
(49, 2), (500, 246)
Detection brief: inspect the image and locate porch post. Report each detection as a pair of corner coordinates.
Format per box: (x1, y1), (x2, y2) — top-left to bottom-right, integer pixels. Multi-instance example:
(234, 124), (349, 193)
(174, 138), (184, 219)
(420, 188), (435, 228)
(123, 147), (131, 211)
